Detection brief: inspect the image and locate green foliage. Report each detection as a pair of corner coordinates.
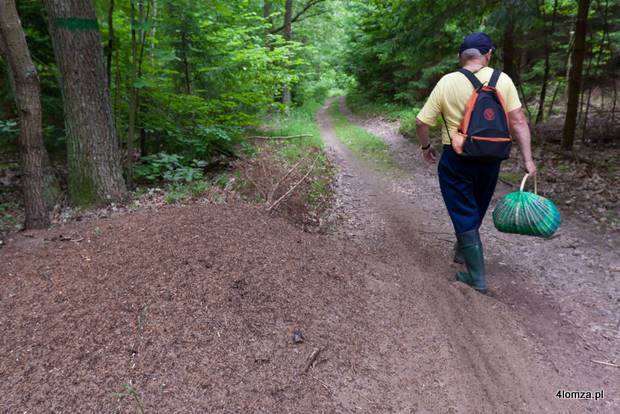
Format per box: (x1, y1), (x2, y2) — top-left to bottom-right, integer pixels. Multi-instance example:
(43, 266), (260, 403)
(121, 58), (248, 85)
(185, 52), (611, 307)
(134, 153), (206, 184)
(343, 0), (620, 115)
(99, 2), (303, 124)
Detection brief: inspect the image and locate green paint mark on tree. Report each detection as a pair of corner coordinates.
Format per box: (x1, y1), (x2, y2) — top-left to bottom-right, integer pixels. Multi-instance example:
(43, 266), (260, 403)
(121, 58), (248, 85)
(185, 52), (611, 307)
(54, 18), (99, 32)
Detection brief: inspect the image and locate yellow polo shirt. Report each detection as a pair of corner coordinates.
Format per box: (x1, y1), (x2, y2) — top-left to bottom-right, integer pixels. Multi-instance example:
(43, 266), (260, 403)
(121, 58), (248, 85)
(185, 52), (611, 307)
(416, 67), (521, 145)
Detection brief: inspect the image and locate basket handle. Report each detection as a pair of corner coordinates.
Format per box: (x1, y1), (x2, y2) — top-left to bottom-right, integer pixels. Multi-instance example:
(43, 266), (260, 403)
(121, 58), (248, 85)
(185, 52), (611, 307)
(519, 173), (538, 194)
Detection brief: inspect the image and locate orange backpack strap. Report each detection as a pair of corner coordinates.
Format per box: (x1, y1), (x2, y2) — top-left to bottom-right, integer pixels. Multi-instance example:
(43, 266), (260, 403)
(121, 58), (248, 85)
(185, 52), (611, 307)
(459, 90), (479, 135)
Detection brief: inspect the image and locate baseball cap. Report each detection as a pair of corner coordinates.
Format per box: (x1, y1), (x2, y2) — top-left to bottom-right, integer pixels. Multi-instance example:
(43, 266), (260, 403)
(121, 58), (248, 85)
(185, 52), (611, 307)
(459, 32), (495, 55)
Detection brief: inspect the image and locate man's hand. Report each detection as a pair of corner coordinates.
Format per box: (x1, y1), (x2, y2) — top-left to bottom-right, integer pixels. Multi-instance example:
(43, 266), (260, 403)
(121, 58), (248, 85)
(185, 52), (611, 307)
(423, 146), (438, 163)
(416, 118), (437, 163)
(524, 159), (537, 176)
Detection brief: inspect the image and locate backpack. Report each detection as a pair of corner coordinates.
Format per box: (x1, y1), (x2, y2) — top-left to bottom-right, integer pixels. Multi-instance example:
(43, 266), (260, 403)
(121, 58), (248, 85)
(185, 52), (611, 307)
(448, 68), (512, 160)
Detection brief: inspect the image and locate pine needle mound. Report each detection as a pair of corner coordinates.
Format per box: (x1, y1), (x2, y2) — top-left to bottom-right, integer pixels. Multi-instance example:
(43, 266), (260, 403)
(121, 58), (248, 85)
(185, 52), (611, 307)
(493, 190), (561, 238)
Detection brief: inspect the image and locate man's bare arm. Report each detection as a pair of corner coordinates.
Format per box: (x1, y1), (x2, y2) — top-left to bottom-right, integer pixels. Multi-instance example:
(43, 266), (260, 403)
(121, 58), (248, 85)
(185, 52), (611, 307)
(508, 107), (537, 175)
(416, 117), (437, 162)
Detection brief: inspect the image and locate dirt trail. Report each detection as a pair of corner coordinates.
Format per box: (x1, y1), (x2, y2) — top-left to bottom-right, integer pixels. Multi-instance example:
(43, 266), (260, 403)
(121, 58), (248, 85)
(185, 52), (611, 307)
(1, 98), (617, 413)
(317, 97), (618, 413)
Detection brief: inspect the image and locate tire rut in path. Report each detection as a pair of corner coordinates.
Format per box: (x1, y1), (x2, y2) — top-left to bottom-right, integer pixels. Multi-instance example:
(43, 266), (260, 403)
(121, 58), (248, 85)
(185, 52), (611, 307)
(317, 97), (613, 413)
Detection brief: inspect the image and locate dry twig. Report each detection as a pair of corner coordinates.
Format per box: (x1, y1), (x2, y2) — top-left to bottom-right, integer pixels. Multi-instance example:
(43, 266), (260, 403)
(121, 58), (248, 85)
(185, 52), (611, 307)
(267, 153), (312, 204)
(303, 347), (322, 373)
(267, 154), (320, 212)
(591, 359), (619, 368)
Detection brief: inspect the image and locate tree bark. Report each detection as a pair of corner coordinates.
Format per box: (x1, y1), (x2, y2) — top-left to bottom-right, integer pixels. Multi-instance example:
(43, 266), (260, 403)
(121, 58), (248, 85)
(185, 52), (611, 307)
(0, 0), (55, 229)
(42, 0), (127, 205)
(263, 0), (273, 47)
(106, 0), (114, 88)
(282, 0), (293, 105)
(263, 0), (273, 31)
(562, 0), (591, 150)
(180, 28), (191, 94)
(126, 0), (139, 188)
(502, 16), (519, 85)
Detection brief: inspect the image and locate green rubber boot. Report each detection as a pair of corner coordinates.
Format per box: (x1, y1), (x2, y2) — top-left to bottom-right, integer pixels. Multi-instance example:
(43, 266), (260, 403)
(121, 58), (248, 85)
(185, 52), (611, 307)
(453, 241), (464, 264)
(455, 229), (487, 294)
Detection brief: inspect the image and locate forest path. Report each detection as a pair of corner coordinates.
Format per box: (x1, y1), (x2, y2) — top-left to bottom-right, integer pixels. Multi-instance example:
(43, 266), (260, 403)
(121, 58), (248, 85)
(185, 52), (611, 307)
(316, 97), (618, 413)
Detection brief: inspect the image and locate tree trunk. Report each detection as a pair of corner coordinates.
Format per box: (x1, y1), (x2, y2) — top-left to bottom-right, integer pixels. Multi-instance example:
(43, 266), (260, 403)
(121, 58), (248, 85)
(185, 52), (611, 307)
(180, 29), (191, 94)
(0, 0), (55, 229)
(106, 0), (114, 88)
(502, 17), (519, 85)
(282, 0), (293, 105)
(42, 0), (127, 205)
(263, 0), (273, 32)
(283, 0), (293, 49)
(126, 0), (139, 188)
(535, 0), (558, 124)
(562, 0), (591, 150)
(263, 0), (273, 48)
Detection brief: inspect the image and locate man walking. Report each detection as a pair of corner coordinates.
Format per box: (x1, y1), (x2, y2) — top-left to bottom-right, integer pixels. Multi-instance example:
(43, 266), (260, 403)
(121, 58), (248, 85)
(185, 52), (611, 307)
(415, 32), (536, 294)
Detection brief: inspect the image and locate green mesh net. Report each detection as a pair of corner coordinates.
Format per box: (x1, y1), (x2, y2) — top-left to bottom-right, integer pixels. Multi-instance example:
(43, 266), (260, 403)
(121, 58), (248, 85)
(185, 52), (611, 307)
(492, 175), (561, 238)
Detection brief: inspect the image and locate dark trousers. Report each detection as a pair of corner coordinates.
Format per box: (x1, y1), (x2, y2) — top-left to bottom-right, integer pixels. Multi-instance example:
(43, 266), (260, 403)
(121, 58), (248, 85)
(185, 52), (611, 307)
(438, 145), (501, 234)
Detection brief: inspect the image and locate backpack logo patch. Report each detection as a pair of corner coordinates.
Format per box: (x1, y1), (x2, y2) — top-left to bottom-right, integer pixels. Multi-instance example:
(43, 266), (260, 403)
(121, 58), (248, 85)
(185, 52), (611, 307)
(484, 107), (495, 121)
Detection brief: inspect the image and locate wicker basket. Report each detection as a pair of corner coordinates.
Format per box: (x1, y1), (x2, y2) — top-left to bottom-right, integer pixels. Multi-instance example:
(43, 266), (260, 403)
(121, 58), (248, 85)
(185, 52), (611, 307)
(492, 174), (561, 238)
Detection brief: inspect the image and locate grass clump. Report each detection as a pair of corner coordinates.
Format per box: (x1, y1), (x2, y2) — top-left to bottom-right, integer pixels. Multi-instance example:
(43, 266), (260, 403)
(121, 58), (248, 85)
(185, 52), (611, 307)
(163, 180), (210, 204)
(328, 100), (394, 171)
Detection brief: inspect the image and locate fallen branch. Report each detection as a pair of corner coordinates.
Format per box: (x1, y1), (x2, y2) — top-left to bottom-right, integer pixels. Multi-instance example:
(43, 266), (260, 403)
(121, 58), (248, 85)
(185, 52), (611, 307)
(248, 134), (312, 140)
(591, 359), (619, 368)
(303, 347), (322, 373)
(267, 153), (321, 212)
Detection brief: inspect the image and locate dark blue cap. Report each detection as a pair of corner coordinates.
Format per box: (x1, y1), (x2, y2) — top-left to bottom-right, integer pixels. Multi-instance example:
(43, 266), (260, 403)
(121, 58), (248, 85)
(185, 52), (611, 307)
(459, 32), (495, 55)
